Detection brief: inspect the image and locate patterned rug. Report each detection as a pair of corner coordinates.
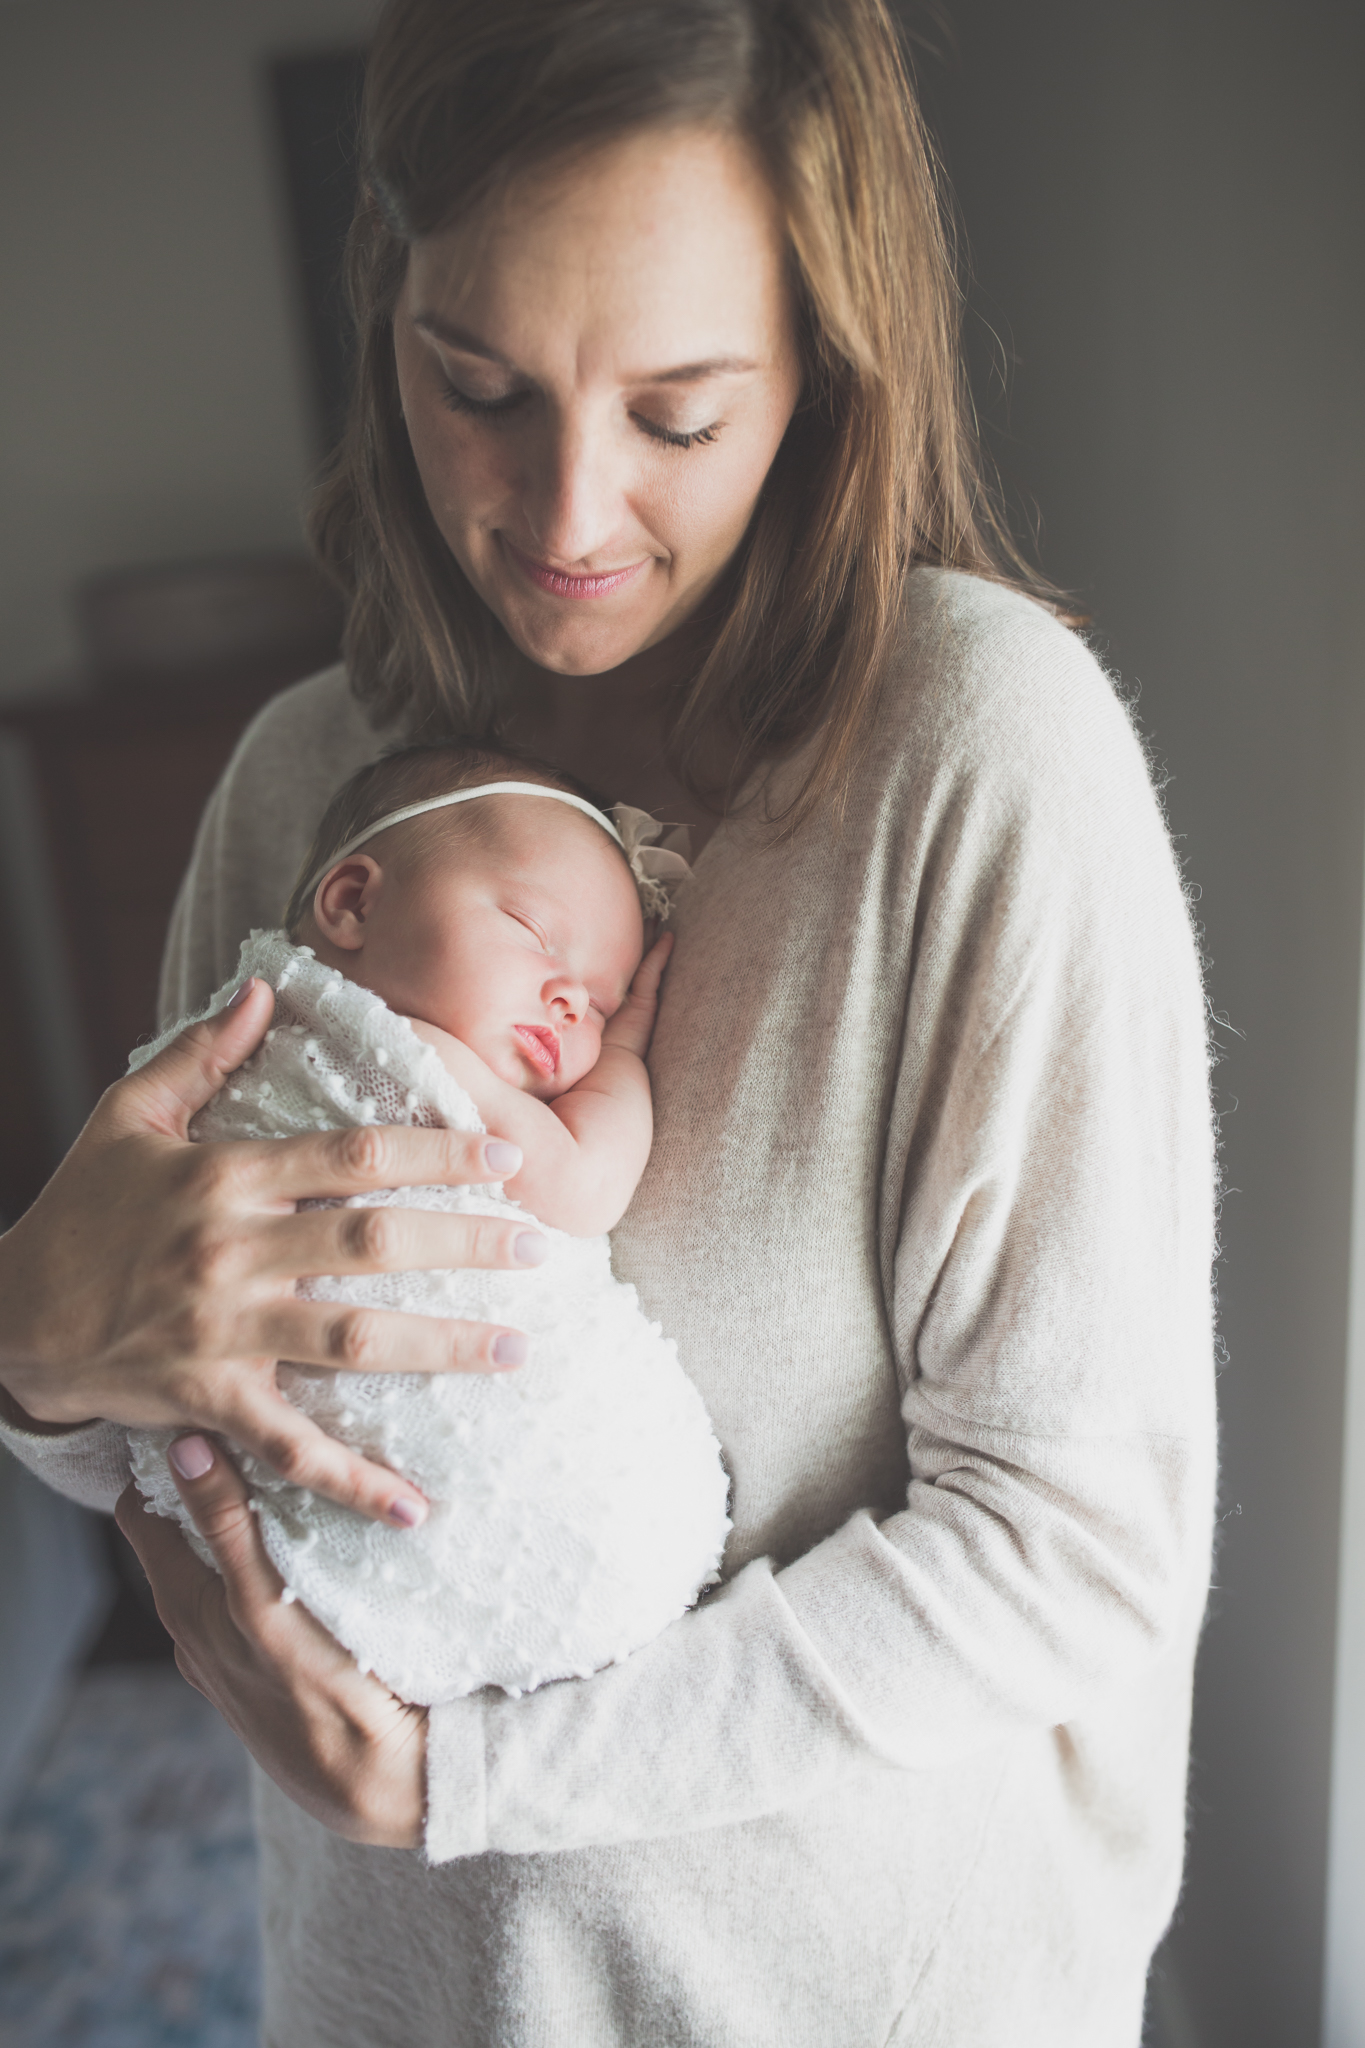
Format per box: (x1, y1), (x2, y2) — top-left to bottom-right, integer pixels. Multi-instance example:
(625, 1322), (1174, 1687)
(0, 1666), (260, 2047)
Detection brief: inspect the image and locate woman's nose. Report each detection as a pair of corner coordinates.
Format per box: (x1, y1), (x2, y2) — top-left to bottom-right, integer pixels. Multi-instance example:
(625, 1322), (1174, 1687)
(520, 407), (622, 566)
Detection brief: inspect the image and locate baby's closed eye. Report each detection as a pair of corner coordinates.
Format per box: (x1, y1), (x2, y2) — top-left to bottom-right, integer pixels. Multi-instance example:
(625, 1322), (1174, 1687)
(505, 909), (550, 948)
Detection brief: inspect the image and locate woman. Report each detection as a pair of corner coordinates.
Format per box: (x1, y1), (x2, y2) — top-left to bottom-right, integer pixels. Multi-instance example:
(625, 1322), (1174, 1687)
(0, 1), (1215, 2041)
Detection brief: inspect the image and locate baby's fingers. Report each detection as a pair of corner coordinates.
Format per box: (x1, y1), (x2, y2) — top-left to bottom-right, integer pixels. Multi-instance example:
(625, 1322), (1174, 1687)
(603, 934), (675, 1056)
(628, 931), (675, 1004)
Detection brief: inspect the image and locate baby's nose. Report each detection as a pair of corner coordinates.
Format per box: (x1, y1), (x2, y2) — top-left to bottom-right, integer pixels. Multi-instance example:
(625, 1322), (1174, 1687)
(548, 977), (590, 1023)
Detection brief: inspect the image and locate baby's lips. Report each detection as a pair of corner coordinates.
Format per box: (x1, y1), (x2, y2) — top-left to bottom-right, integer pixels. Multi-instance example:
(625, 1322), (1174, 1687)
(513, 1023), (560, 1076)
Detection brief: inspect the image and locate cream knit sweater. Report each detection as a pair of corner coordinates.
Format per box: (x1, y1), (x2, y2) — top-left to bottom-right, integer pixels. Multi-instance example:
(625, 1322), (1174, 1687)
(1, 569), (1216, 2047)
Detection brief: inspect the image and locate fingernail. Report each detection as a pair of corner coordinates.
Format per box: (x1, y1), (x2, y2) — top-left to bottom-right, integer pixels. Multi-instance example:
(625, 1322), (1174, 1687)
(493, 1331), (529, 1368)
(225, 979), (256, 1011)
(513, 1231), (549, 1266)
(388, 1496), (426, 1529)
(169, 1434), (215, 1480)
(485, 1140), (522, 1175)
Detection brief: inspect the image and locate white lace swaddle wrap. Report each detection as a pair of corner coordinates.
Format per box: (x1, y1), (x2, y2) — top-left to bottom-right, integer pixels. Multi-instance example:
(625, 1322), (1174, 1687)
(127, 931), (731, 1707)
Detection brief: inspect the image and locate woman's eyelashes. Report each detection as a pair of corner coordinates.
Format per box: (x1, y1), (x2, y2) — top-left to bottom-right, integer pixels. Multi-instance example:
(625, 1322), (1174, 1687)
(438, 377), (722, 450)
(631, 414), (722, 450)
(440, 379), (529, 421)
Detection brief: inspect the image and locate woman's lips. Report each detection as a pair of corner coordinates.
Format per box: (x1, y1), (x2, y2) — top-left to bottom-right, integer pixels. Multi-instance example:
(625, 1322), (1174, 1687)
(514, 1025), (559, 1078)
(501, 537), (649, 600)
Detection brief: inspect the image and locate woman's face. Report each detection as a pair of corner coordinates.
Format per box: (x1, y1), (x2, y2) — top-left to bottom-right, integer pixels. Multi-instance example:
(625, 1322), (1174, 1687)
(393, 125), (803, 678)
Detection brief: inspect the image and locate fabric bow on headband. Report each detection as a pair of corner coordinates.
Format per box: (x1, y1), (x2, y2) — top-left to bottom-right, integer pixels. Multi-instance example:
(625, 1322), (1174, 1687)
(610, 805), (694, 923)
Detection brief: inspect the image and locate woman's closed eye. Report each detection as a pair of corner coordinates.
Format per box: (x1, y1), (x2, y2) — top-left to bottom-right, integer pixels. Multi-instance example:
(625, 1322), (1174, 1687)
(440, 379), (530, 422)
(439, 377), (722, 451)
(632, 414), (723, 450)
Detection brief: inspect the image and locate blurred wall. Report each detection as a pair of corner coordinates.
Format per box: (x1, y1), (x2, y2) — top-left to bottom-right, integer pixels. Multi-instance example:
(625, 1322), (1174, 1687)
(915, 1), (1365, 2042)
(0, 0), (378, 700)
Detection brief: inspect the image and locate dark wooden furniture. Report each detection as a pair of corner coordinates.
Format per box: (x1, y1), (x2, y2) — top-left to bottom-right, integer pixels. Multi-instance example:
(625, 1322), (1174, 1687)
(0, 651), (337, 1220)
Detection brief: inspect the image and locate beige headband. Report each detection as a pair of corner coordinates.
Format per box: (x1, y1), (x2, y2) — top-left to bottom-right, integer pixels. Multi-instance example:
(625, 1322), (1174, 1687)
(308, 780), (623, 894)
(309, 779), (691, 922)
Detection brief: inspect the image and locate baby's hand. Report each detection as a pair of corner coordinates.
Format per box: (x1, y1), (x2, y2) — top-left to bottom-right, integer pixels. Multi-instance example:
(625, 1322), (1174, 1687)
(602, 932), (675, 1061)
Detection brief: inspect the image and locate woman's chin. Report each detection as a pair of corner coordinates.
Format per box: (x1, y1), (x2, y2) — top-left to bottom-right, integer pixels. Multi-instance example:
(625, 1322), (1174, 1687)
(489, 584), (677, 679)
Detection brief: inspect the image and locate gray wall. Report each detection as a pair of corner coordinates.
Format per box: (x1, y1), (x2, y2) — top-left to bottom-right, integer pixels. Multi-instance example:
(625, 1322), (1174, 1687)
(0, 0), (378, 700)
(916, 2), (1365, 2041)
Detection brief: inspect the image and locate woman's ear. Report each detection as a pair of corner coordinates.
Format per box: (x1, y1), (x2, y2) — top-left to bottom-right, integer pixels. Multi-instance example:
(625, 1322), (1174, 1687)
(311, 856), (382, 952)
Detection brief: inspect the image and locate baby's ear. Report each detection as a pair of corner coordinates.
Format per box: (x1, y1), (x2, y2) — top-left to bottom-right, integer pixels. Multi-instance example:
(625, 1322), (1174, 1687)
(312, 855), (382, 951)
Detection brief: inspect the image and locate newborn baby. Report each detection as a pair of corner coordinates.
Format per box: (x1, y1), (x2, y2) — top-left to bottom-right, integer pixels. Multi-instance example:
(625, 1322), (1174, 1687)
(129, 742), (729, 1707)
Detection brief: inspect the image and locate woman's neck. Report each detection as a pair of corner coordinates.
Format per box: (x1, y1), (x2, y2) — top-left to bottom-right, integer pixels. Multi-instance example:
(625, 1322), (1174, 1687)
(497, 628), (732, 853)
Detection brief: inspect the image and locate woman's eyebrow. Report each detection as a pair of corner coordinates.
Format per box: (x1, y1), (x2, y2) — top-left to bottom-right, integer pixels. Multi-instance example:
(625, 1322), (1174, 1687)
(413, 313), (510, 363)
(413, 314), (757, 385)
(637, 356), (759, 385)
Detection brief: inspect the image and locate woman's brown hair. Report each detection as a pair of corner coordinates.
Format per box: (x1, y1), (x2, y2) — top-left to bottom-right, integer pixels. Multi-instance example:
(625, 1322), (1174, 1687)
(309, 0), (1060, 823)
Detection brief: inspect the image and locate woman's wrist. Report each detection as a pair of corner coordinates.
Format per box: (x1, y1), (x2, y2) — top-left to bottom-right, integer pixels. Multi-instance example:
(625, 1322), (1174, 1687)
(0, 1382), (96, 1437)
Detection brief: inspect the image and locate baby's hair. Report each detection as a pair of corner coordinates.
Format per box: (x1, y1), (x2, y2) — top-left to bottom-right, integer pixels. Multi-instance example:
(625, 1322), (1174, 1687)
(283, 737), (613, 935)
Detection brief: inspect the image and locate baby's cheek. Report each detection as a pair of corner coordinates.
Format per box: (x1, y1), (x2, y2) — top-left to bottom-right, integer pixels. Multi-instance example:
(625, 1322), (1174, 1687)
(557, 1031), (602, 1093)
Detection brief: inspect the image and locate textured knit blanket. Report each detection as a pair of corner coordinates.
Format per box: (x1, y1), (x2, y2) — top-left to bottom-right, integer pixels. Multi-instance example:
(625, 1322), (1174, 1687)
(128, 932), (730, 1707)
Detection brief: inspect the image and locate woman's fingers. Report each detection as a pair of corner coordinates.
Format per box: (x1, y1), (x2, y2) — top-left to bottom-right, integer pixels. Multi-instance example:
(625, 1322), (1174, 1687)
(217, 1388), (436, 1525)
(117, 1460), (425, 1850)
(163, 1435), (288, 1627)
(111, 979), (277, 1142)
(253, 1202), (549, 1281)
(0, 978), (542, 1477)
(114, 1476), (232, 1663)
(243, 1124), (524, 1203)
(256, 1298), (529, 1378)
(115, 1455), (333, 1718)
(157, 1440), (373, 1694)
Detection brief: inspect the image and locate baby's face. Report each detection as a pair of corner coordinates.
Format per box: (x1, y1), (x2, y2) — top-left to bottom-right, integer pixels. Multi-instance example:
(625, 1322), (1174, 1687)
(321, 799), (644, 1099)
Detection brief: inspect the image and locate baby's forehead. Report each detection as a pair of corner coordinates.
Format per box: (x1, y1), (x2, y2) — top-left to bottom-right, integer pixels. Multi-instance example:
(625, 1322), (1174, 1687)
(414, 795), (641, 928)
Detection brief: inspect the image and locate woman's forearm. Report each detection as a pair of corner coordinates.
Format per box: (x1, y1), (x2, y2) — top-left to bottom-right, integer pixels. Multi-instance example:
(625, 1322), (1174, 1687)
(0, 1380), (92, 1436)
(424, 1417), (1211, 1861)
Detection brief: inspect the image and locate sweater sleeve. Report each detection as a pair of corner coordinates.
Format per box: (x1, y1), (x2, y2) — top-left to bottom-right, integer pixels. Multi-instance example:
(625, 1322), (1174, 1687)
(424, 628), (1217, 1862)
(0, 1413), (130, 1513)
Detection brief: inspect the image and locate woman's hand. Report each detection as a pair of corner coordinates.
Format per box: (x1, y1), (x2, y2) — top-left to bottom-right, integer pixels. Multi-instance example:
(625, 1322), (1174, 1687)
(0, 978), (546, 1526)
(116, 1437), (425, 1849)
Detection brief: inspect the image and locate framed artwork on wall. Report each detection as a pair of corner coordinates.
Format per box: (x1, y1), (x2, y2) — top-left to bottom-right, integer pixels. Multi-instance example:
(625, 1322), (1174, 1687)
(271, 47), (368, 459)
